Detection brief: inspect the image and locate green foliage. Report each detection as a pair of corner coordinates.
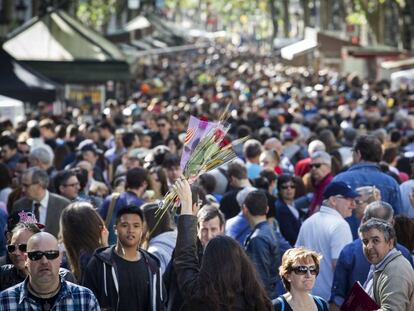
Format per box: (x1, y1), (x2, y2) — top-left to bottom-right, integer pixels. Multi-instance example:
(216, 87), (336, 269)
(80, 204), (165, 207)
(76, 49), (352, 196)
(164, 0), (198, 9)
(76, 0), (117, 31)
(348, 0), (406, 44)
(159, 0), (265, 24)
(346, 12), (366, 25)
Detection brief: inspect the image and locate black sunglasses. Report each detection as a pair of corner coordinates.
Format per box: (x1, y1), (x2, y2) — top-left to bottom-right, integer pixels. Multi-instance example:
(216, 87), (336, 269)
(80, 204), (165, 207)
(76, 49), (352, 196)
(27, 250), (60, 261)
(281, 184), (296, 190)
(291, 265), (318, 275)
(7, 244), (27, 253)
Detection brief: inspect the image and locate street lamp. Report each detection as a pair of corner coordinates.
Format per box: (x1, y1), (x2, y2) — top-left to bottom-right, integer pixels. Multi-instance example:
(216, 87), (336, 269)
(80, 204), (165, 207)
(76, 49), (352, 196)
(15, 0), (28, 24)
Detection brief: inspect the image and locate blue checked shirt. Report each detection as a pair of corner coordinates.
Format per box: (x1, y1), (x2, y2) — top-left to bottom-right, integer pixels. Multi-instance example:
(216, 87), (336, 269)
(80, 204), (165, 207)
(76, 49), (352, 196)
(0, 278), (100, 311)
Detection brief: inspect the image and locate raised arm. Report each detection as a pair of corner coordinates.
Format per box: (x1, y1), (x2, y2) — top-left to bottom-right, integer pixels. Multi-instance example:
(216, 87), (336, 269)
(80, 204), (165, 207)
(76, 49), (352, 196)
(173, 178), (200, 300)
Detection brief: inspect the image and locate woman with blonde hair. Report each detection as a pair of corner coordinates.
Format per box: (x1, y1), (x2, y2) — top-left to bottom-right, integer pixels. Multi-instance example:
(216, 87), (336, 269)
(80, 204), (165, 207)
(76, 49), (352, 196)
(60, 201), (108, 282)
(273, 247), (328, 311)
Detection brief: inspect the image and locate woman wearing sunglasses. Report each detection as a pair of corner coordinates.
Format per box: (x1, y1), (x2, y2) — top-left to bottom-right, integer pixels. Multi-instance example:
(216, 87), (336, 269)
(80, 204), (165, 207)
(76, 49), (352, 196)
(273, 247), (328, 311)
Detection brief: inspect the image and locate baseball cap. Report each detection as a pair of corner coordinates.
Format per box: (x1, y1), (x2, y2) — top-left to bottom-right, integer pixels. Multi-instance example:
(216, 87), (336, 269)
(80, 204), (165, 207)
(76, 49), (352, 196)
(323, 181), (359, 199)
(282, 127), (299, 142)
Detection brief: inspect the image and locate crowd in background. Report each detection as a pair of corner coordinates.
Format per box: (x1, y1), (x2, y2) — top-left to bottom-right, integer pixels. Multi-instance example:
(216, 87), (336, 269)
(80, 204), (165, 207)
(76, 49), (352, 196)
(0, 44), (414, 310)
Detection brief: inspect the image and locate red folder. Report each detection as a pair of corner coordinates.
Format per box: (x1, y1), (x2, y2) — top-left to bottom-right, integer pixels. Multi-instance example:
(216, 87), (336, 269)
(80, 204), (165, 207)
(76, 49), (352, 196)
(340, 282), (380, 311)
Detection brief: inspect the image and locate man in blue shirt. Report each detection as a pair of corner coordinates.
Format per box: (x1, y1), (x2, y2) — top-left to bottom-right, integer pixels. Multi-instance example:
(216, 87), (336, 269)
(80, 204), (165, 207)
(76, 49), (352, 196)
(334, 135), (402, 239)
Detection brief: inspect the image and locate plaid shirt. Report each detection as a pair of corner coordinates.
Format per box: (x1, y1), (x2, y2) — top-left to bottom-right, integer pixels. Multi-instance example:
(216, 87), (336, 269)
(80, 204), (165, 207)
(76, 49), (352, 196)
(0, 278), (100, 311)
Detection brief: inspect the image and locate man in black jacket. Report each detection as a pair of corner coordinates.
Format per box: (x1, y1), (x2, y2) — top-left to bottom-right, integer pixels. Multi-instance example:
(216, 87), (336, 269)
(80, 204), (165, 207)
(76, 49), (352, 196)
(243, 190), (280, 299)
(82, 206), (165, 311)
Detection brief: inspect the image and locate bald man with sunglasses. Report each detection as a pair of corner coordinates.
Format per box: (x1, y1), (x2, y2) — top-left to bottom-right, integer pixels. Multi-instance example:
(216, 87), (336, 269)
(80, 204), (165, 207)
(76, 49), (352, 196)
(0, 232), (100, 310)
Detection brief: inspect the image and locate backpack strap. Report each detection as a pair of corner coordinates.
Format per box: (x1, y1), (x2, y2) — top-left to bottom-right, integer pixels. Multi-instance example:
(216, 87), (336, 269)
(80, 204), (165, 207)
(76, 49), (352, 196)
(271, 297), (285, 311)
(313, 296), (327, 311)
(105, 192), (120, 228)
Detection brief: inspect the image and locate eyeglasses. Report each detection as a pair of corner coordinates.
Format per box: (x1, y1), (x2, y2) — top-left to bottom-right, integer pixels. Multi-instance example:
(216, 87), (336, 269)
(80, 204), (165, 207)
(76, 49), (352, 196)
(63, 182), (80, 188)
(281, 184), (296, 190)
(22, 182), (37, 188)
(310, 163), (324, 169)
(334, 195), (354, 201)
(27, 250), (60, 261)
(291, 265), (318, 275)
(7, 244), (27, 253)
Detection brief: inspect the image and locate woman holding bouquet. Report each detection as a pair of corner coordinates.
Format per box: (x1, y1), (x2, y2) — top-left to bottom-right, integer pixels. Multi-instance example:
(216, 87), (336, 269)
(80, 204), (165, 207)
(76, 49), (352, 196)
(173, 177), (272, 311)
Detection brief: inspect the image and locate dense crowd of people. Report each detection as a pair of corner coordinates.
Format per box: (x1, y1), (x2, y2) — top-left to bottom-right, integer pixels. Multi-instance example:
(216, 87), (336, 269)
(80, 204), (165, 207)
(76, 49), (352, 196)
(0, 44), (414, 310)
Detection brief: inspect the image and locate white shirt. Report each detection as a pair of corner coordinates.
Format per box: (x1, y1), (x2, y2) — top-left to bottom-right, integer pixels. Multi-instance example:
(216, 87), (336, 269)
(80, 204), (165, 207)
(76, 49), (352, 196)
(295, 205), (353, 301)
(33, 190), (49, 226)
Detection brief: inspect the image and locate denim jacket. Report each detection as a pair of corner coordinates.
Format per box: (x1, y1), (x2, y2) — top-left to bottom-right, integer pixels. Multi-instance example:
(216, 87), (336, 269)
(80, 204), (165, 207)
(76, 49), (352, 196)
(244, 221), (280, 299)
(334, 163), (402, 238)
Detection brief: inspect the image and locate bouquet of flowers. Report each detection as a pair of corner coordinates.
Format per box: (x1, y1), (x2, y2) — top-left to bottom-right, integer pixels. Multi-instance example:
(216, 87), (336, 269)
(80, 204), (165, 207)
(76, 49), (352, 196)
(154, 110), (248, 224)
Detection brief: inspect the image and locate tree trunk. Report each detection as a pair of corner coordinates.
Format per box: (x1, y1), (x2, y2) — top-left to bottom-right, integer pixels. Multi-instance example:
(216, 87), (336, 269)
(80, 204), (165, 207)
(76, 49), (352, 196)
(356, 0), (386, 44)
(301, 0), (310, 31)
(377, 1), (385, 44)
(115, 0), (127, 29)
(283, 0), (290, 37)
(320, 0), (330, 30)
(401, 1), (413, 50)
(268, 0), (278, 40)
(60, 0), (78, 15)
(32, 0), (40, 16)
(2, 0), (12, 22)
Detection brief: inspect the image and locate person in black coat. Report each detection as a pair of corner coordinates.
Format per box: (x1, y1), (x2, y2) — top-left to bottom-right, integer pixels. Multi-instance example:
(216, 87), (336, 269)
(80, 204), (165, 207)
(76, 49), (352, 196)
(275, 175), (303, 246)
(173, 178), (272, 311)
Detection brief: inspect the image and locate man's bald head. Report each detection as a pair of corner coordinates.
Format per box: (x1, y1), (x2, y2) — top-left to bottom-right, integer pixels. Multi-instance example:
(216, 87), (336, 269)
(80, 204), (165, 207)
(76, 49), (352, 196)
(27, 232), (58, 251)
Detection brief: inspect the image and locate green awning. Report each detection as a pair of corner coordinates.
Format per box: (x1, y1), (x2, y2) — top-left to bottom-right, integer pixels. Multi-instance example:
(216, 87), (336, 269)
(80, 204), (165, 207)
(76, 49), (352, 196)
(23, 60), (130, 83)
(4, 9), (130, 83)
